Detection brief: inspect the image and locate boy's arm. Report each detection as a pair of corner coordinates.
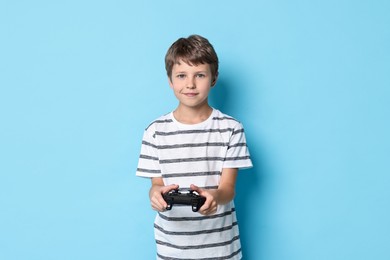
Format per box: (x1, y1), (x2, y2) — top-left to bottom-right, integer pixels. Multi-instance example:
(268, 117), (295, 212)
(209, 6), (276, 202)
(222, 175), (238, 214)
(149, 177), (179, 212)
(191, 168), (238, 215)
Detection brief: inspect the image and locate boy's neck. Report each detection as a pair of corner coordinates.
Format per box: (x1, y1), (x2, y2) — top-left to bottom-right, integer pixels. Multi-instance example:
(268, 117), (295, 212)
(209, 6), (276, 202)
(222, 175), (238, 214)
(173, 105), (213, 124)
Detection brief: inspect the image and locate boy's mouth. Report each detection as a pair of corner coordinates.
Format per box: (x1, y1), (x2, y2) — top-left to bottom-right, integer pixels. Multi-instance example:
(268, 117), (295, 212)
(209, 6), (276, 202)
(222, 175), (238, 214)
(184, 93), (198, 97)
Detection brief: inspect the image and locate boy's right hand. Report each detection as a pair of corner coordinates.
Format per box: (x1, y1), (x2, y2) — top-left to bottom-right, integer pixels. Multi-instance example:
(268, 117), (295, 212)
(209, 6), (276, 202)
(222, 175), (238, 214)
(149, 179), (179, 212)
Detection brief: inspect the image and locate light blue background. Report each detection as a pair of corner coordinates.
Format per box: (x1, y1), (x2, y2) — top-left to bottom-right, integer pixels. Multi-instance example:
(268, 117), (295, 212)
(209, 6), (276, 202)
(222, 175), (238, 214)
(1, 0), (389, 259)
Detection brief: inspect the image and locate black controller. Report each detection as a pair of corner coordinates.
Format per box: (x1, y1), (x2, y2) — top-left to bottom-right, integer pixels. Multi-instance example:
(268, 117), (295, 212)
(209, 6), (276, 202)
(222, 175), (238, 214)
(163, 190), (206, 212)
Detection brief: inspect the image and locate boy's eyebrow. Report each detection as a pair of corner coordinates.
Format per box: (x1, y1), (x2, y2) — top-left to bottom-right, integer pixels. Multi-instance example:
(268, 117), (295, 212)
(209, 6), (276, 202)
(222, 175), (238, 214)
(174, 70), (208, 74)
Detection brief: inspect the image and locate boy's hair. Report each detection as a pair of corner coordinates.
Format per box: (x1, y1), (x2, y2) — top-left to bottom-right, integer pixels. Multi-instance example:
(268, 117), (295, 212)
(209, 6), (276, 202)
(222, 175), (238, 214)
(165, 35), (219, 81)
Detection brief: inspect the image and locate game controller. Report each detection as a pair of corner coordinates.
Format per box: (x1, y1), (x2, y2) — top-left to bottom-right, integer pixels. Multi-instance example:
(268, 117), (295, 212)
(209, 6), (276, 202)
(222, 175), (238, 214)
(163, 189), (206, 212)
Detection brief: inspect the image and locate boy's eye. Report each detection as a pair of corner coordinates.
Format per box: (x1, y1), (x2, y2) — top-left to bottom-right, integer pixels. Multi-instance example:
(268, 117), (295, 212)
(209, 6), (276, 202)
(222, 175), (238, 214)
(196, 74), (205, 78)
(176, 74), (186, 79)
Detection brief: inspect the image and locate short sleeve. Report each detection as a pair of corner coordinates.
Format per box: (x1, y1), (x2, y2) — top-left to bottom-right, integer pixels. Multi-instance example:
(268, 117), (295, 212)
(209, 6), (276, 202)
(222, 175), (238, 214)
(223, 122), (253, 169)
(136, 129), (162, 178)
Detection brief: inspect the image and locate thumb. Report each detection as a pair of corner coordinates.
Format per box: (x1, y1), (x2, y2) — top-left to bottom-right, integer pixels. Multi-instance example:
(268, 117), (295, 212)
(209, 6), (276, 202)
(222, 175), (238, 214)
(162, 184), (179, 194)
(190, 184), (201, 193)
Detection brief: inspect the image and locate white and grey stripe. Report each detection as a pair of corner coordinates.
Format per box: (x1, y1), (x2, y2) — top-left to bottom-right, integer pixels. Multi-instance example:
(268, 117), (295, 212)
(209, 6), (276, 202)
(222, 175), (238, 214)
(157, 248), (242, 260)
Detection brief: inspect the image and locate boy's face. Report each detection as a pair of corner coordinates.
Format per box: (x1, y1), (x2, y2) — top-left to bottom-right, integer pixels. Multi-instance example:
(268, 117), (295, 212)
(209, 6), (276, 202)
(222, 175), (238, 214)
(169, 60), (216, 110)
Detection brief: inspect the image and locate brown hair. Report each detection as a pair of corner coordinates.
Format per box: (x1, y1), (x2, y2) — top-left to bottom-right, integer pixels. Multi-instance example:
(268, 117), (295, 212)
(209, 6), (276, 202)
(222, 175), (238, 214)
(165, 35), (219, 81)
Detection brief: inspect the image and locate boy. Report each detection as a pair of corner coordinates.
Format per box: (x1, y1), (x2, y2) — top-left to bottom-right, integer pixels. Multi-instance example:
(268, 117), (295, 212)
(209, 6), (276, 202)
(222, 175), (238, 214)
(136, 35), (253, 260)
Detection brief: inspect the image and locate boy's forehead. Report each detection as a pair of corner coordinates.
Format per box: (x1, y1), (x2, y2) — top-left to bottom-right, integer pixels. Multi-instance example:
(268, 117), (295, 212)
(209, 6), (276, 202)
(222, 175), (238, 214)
(173, 59), (210, 70)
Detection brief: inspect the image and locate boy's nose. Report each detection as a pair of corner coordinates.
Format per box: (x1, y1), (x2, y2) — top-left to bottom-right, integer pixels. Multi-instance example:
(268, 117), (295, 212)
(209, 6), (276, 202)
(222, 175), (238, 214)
(186, 78), (195, 89)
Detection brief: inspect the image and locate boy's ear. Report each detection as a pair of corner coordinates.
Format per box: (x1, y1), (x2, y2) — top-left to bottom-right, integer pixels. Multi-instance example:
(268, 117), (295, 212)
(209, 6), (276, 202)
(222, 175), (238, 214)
(168, 76), (173, 88)
(211, 73), (218, 87)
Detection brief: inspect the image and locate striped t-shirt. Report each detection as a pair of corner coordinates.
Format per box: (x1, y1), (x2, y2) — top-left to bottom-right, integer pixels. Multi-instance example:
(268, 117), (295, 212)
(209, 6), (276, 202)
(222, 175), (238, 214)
(136, 108), (253, 260)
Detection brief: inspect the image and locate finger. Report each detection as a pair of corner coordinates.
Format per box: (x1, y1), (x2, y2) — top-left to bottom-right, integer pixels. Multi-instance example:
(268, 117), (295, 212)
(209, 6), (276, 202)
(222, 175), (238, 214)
(199, 199), (212, 213)
(158, 196), (168, 209)
(150, 191), (168, 211)
(204, 206), (217, 215)
(151, 198), (160, 211)
(201, 201), (217, 215)
(152, 199), (167, 212)
(151, 194), (162, 210)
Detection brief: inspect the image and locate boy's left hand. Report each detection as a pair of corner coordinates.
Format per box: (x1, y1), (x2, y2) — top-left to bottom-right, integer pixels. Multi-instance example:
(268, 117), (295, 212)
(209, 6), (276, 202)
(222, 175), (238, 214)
(190, 184), (218, 216)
